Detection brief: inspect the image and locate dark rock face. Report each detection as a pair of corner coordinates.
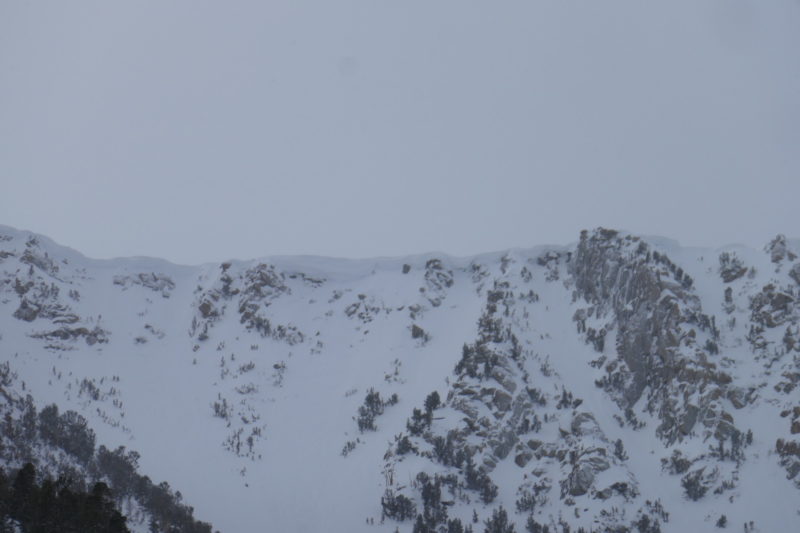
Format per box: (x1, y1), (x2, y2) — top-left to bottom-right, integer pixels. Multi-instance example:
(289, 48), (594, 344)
(790, 263), (800, 286)
(767, 234), (797, 264)
(571, 412), (600, 437)
(718, 252), (747, 283)
(380, 242), (648, 533)
(237, 263), (291, 336)
(191, 262), (302, 344)
(570, 229), (734, 445)
(777, 436), (800, 487)
(20, 247), (60, 276)
(198, 299), (217, 319)
(566, 463), (596, 496)
(562, 450), (611, 498)
(491, 389), (512, 412)
(7, 259), (81, 327)
(750, 284), (796, 329)
(423, 258), (454, 307)
(113, 273), (175, 298)
(13, 298), (40, 321)
(514, 451), (532, 467)
(30, 326), (109, 345)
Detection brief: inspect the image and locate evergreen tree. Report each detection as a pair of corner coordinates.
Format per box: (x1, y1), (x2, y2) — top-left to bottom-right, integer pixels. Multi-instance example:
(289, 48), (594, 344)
(407, 408), (427, 436)
(448, 518), (466, 533)
(526, 517), (550, 533)
(0, 463), (131, 533)
(10, 463), (36, 525)
(484, 506), (515, 533)
(413, 514), (432, 533)
(397, 435), (414, 455)
(424, 391), (441, 416)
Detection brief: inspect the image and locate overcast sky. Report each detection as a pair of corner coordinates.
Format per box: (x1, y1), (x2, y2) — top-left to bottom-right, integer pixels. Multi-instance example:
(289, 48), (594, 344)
(1, 1), (798, 265)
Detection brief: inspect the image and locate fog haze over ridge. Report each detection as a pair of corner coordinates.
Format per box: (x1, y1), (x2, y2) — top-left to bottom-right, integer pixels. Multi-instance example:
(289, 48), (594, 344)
(1, 1), (798, 264)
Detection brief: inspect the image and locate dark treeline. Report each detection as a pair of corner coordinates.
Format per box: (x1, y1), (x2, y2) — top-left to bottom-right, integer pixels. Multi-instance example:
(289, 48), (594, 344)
(0, 376), (216, 533)
(0, 462), (129, 532)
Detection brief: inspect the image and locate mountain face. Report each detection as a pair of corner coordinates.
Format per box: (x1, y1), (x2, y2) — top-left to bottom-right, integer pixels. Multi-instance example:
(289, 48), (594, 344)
(1, 225), (799, 533)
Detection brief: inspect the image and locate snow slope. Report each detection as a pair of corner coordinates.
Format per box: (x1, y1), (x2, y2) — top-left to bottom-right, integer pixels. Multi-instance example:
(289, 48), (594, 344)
(1, 225), (799, 532)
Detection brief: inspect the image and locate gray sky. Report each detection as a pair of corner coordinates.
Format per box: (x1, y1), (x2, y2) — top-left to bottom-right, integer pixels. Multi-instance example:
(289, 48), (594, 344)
(1, 1), (798, 265)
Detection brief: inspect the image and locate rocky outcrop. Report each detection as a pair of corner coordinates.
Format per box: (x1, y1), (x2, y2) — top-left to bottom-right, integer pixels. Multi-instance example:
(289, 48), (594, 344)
(750, 283), (796, 329)
(718, 252), (748, 283)
(191, 262), (302, 344)
(790, 263), (800, 286)
(382, 251), (640, 532)
(570, 229), (737, 446)
(30, 325), (109, 345)
(113, 272), (175, 298)
(423, 258), (454, 307)
(767, 234), (797, 264)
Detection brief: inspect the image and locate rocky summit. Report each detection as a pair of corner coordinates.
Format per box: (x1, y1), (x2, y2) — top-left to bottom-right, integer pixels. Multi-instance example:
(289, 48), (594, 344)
(1, 225), (798, 532)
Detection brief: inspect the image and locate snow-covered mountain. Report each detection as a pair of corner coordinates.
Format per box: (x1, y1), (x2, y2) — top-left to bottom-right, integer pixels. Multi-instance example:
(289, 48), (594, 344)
(1, 225), (799, 532)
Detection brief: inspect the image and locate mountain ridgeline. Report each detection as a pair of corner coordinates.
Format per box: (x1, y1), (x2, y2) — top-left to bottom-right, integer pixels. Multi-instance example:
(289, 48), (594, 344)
(0, 226), (798, 532)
